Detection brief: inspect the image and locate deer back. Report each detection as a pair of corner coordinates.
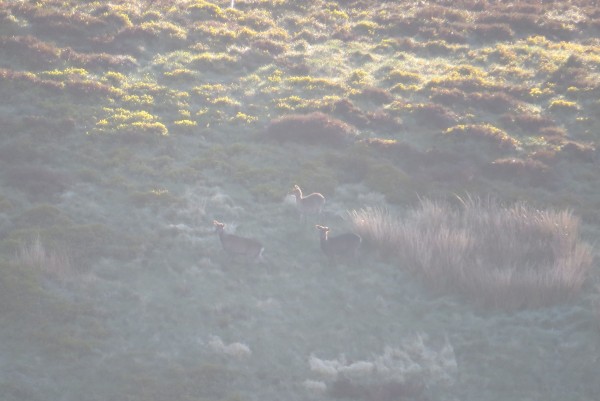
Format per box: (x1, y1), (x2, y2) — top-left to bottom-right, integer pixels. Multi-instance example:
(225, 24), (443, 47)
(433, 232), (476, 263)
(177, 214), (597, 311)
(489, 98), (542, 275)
(297, 192), (325, 214)
(220, 232), (264, 259)
(322, 232), (361, 257)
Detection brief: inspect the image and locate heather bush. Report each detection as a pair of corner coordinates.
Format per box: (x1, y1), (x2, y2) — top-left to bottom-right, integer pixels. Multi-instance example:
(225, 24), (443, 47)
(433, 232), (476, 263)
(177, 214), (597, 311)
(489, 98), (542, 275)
(558, 141), (596, 163)
(442, 124), (520, 156)
(404, 102), (458, 129)
(500, 112), (555, 133)
(349, 197), (593, 309)
(484, 157), (553, 186)
(265, 112), (357, 146)
(4, 165), (71, 199)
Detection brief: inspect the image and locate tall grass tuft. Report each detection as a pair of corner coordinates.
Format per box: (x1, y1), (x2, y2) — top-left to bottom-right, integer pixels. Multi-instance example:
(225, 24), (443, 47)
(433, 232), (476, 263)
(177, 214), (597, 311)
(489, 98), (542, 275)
(15, 236), (72, 282)
(349, 196), (593, 309)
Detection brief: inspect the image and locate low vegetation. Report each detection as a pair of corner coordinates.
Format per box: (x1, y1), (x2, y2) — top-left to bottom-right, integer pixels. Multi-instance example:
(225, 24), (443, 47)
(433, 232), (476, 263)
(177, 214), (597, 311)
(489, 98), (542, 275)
(1, 0), (599, 399)
(265, 112), (357, 146)
(349, 196), (593, 310)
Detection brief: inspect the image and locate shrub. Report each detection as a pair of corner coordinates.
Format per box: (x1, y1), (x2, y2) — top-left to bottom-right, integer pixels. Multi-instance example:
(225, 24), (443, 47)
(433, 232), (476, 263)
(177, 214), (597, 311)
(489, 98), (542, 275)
(348, 197), (593, 309)
(189, 52), (238, 71)
(355, 86), (394, 105)
(384, 69), (422, 85)
(363, 162), (413, 204)
(429, 87), (467, 105)
(548, 98), (579, 113)
(442, 124), (519, 153)
(265, 112), (357, 146)
(0, 35), (61, 68)
(470, 23), (514, 41)
(405, 103), (458, 129)
(92, 108), (169, 140)
(500, 112), (555, 133)
(4, 166), (70, 199)
(329, 99), (370, 128)
(14, 204), (72, 229)
(188, 0), (225, 20)
(558, 141), (596, 163)
(308, 335), (456, 399)
(484, 157), (553, 186)
(466, 92), (519, 113)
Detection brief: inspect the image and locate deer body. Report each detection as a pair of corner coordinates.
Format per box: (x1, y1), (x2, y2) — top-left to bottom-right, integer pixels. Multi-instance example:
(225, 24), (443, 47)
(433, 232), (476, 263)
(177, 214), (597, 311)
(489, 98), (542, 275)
(316, 225), (361, 262)
(290, 185), (325, 222)
(213, 220), (264, 261)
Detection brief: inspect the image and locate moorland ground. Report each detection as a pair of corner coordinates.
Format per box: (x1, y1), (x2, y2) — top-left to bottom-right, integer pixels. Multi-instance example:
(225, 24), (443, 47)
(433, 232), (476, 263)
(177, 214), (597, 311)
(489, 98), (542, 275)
(1, 1), (600, 400)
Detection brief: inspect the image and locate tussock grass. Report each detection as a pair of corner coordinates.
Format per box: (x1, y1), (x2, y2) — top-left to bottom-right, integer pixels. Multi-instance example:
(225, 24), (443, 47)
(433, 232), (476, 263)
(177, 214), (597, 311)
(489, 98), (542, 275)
(349, 196), (593, 309)
(15, 236), (72, 281)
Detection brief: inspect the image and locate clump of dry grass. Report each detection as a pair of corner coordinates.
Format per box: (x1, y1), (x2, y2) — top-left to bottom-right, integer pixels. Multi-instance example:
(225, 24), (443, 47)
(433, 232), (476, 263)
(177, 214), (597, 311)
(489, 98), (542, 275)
(349, 196), (593, 309)
(15, 236), (72, 282)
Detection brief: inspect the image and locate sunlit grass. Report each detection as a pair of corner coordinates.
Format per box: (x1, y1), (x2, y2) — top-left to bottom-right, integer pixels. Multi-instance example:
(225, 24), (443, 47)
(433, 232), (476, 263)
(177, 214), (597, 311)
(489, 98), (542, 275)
(349, 197), (593, 309)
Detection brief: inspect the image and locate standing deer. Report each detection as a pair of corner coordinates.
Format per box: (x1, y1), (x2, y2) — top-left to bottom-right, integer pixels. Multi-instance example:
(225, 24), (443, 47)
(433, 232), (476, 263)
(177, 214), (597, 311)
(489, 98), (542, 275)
(316, 225), (361, 263)
(289, 185), (325, 223)
(213, 220), (264, 262)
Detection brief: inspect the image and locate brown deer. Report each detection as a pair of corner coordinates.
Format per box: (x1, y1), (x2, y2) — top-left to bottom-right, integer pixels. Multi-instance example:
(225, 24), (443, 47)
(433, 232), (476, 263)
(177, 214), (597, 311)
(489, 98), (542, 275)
(289, 185), (325, 222)
(213, 220), (264, 262)
(315, 225), (361, 263)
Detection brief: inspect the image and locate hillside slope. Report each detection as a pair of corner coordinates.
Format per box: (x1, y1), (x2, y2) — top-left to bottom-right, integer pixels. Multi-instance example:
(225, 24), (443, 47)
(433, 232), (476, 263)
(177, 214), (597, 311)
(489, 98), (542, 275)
(1, 1), (599, 401)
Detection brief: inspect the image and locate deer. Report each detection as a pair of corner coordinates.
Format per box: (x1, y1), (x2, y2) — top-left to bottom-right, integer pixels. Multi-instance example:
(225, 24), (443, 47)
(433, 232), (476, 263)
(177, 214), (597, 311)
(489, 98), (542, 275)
(289, 185), (325, 223)
(213, 220), (264, 262)
(315, 225), (362, 263)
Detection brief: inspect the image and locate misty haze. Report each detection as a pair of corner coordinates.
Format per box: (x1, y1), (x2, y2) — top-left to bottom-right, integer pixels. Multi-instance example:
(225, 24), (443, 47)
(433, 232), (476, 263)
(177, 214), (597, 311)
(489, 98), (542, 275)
(1, 1), (599, 401)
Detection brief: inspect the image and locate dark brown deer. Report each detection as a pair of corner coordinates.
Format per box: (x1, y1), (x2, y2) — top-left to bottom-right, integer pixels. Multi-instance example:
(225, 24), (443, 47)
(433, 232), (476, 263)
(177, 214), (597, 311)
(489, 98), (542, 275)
(315, 225), (361, 263)
(213, 220), (264, 262)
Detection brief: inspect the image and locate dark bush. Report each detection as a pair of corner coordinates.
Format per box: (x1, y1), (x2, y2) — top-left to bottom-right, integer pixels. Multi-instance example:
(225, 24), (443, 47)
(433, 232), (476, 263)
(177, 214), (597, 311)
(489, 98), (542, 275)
(540, 126), (568, 143)
(484, 157), (553, 186)
(22, 115), (76, 136)
(265, 112), (357, 146)
(559, 141), (596, 163)
(4, 166), (70, 199)
(500, 112), (555, 133)
(365, 110), (403, 132)
(470, 23), (514, 41)
(548, 55), (594, 90)
(250, 38), (287, 55)
(410, 103), (458, 129)
(466, 91), (519, 112)
(477, 11), (538, 32)
(356, 86), (394, 105)
(429, 88), (467, 105)
(0, 35), (61, 68)
(330, 99), (370, 128)
(59, 48), (137, 71)
(437, 25), (468, 43)
(442, 124), (519, 156)
(359, 138), (423, 168)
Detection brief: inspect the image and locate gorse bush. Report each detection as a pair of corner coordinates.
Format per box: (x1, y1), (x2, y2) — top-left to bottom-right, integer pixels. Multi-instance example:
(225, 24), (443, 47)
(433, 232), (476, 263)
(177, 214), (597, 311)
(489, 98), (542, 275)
(349, 196), (593, 309)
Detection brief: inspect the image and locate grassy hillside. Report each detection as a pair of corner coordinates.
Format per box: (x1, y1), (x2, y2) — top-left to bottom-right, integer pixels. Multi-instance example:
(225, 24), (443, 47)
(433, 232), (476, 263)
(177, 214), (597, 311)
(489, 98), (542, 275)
(1, 1), (599, 400)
